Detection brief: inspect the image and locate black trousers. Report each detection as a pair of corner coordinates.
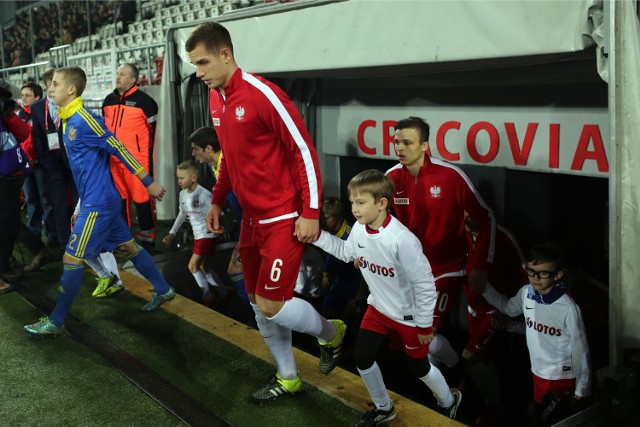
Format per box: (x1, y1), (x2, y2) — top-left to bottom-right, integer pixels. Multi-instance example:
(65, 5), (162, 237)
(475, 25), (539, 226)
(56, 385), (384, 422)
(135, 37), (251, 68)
(0, 175), (25, 274)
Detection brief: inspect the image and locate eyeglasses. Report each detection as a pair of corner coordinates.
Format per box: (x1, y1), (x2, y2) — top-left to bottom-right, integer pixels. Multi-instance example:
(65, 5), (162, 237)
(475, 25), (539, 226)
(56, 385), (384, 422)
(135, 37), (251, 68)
(525, 267), (557, 279)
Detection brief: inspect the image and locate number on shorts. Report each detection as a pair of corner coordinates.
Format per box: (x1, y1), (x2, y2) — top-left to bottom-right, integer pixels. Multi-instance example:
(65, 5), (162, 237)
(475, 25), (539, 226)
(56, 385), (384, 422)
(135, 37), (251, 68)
(270, 259), (283, 282)
(68, 234), (78, 250)
(437, 291), (449, 313)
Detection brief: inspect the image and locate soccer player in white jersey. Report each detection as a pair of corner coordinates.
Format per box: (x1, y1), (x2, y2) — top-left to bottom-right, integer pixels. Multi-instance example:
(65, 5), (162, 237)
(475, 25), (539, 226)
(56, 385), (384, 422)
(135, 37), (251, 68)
(163, 160), (222, 304)
(312, 169), (462, 426)
(474, 243), (591, 426)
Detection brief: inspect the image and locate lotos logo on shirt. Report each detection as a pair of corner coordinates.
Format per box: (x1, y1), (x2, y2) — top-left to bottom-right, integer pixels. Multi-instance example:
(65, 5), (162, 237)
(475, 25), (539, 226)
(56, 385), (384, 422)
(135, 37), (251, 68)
(429, 185), (441, 198)
(235, 106), (245, 121)
(526, 317), (562, 336)
(358, 256), (395, 277)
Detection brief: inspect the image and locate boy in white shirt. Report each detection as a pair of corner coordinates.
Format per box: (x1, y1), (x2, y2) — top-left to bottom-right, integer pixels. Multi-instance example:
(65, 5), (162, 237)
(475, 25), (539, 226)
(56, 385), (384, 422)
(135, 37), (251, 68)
(474, 243), (591, 426)
(312, 169), (461, 426)
(163, 160), (222, 304)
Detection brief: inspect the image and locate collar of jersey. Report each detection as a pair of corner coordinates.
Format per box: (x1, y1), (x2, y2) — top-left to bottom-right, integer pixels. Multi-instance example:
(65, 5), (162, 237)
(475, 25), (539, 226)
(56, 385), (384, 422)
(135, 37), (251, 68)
(526, 282), (566, 305)
(219, 68), (243, 96)
(366, 213), (392, 234)
(59, 96), (83, 120)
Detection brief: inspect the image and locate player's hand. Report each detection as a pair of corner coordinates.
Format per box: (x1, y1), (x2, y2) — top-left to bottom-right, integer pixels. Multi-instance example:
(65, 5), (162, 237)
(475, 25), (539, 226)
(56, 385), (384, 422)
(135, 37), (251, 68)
(491, 311), (509, 330)
(418, 332), (434, 345)
(206, 204), (224, 234)
(468, 269), (488, 293)
(147, 182), (166, 201)
(294, 217), (319, 243)
(162, 234), (175, 245)
(70, 214), (78, 227)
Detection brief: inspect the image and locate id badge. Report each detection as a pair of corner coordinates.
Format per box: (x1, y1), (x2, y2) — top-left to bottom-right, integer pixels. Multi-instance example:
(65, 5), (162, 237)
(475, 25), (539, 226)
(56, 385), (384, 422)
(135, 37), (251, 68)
(47, 132), (60, 150)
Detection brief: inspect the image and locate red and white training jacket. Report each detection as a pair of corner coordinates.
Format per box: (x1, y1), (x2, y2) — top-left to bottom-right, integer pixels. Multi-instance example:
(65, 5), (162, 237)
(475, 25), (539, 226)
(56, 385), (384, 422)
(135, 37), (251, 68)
(386, 156), (495, 278)
(209, 68), (321, 223)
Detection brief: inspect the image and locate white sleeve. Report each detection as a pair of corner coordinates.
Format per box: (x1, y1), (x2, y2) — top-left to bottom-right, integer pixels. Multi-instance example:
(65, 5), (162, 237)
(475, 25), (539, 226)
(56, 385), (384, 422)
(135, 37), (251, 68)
(73, 198), (81, 217)
(482, 283), (525, 317)
(397, 231), (436, 328)
(313, 230), (357, 263)
(169, 193), (187, 235)
(567, 303), (592, 397)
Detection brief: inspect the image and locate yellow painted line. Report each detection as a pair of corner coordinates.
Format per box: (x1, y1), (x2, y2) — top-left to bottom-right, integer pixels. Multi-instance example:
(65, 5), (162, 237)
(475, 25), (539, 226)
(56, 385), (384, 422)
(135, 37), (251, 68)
(120, 270), (464, 427)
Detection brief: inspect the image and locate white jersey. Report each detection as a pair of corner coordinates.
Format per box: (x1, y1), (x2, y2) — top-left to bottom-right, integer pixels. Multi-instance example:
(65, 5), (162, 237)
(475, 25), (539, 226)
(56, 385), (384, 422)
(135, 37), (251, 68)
(483, 283), (591, 397)
(169, 184), (217, 240)
(313, 215), (436, 328)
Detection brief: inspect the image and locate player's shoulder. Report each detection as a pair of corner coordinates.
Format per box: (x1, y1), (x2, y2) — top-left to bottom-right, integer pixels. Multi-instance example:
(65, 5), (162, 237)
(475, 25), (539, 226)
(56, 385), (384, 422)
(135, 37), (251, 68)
(385, 163), (403, 176)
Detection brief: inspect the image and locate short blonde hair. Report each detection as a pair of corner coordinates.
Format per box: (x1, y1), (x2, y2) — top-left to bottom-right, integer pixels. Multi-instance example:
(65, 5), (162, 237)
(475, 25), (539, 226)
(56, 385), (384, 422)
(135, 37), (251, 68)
(347, 169), (394, 203)
(177, 159), (199, 177)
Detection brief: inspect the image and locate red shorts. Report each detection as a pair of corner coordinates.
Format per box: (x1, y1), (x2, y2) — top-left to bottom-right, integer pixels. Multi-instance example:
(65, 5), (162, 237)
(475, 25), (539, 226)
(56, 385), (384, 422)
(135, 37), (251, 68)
(239, 218), (304, 301)
(464, 309), (500, 357)
(532, 374), (576, 404)
(361, 305), (431, 359)
(432, 273), (465, 330)
(193, 237), (217, 256)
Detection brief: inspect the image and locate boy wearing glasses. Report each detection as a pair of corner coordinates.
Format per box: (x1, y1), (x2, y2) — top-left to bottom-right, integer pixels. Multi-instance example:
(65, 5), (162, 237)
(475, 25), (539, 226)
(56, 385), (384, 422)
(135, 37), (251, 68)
(475, 243), (591, 426)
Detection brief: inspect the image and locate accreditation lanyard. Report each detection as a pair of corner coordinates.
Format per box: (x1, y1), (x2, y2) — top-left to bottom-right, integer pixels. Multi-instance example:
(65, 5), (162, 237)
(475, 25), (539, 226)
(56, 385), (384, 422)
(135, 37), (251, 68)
(44, 98), (60, 150)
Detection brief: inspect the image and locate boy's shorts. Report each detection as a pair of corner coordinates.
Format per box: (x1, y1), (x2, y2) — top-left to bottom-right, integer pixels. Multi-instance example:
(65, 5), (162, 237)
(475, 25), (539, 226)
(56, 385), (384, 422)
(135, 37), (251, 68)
(239, 217), (304, 301)
(432, 272), (466, 330)
(533, 374), (576, 403)
(66, 205), (133, 260)
(193, 237), (217, 256)
(361, 305), (431, 359)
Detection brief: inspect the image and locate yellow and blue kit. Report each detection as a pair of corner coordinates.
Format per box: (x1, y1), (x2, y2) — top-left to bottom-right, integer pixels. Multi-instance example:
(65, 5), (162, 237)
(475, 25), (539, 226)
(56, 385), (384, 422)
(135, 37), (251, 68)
(59, 96), (144, 260)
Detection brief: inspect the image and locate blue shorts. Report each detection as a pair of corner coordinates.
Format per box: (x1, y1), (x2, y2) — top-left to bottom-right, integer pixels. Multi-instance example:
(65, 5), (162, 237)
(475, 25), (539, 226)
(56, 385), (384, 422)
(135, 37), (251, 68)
(66, 205), (134, 260)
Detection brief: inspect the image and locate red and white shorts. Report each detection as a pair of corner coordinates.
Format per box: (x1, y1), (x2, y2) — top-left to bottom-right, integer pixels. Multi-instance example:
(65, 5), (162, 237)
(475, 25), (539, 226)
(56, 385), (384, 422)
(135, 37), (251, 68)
(361, 305), (431, 359)
(533, 374), (576, 404)
(239, 217), (304, 301)
(193, 237), (217, 256)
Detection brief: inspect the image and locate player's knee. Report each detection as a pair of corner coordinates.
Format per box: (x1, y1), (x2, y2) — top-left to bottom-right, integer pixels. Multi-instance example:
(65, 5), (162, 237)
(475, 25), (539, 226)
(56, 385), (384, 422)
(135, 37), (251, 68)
(354, 346), (376, 370)
(117, 241), (140, 257)
(407, 356), (431, 378)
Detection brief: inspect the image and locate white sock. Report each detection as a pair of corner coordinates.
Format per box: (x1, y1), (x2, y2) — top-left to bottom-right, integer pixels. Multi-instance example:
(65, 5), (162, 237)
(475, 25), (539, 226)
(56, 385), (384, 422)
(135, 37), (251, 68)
(251, 303), (297, 380)
(84, 257), (111, 279)
(467, 360), (502, 405)
(429, 334), (460, 368)
(268, 297), (335, 342)
(421, 363), (454, 408)
(205, 271), (223, 287)
(357, 362), (392, 411)
(99, 252), (120, 282)
(193, 271), (212, 298)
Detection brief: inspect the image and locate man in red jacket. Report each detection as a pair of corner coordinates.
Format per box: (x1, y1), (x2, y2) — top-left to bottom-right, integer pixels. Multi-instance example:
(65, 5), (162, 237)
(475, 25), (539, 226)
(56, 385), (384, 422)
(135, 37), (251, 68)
(386, 117), (496, 379)
(186, 22), (346, 402)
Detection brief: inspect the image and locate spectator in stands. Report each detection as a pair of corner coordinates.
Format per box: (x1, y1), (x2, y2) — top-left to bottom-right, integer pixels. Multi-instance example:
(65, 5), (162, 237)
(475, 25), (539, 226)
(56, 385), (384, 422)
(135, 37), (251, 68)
(114, 0), (137, 35)
(186, 22), (345, 402)
(386, 116), (496, 384)
(24, 68), (78, 272)
(0, 78), (32, 293)
(102, 63), (159, 252)
(18, 81), (59, 272)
